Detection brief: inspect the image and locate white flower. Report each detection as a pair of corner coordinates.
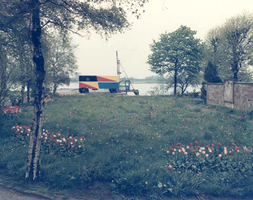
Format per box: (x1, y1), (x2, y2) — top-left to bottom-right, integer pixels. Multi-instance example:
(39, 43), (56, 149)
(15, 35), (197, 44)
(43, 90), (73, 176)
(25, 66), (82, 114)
(219, 154), (222, 157)
(196, 153), (200, 156)
(158, 182), (163, 188)
(178, 149), (182, 153)
(206, 154), (209, 157)
(202, 151), (206, 154)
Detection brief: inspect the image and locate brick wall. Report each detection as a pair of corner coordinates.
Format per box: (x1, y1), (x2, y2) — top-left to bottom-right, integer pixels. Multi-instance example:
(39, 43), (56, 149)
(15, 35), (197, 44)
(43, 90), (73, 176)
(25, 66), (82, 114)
(206, 81), (253, 111)
(234, 83), (253, 110)
(206, 84), (224, 106)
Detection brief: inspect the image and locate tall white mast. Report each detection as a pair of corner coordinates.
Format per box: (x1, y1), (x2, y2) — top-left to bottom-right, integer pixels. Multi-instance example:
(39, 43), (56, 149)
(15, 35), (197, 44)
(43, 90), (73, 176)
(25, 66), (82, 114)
(116, 51), (121, 77)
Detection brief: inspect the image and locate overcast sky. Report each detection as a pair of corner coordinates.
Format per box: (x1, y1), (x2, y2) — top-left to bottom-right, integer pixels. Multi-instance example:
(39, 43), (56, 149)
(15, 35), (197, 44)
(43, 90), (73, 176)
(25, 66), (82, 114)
(72, 0), (253, 78)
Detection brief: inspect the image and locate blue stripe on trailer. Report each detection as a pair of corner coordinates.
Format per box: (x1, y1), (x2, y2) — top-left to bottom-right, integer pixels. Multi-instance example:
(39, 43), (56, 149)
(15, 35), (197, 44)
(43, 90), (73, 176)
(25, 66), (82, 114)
(98, 82), (119, 89)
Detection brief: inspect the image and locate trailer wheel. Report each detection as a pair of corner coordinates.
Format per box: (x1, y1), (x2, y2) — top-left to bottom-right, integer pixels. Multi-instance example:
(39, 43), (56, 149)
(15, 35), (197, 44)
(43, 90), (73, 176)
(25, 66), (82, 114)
(134, 90), (139, 95)
(79, 88), (89, 93)
(109, 88), (117, 93)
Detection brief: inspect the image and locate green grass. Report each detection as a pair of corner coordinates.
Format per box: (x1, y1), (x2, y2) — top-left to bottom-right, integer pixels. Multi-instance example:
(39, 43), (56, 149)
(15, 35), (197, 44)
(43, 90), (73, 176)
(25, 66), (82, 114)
(1, 94), (253, 198)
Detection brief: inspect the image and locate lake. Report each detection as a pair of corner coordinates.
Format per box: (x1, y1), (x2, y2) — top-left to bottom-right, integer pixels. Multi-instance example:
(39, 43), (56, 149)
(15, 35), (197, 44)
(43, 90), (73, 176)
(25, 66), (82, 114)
(59, 82), (200, 96)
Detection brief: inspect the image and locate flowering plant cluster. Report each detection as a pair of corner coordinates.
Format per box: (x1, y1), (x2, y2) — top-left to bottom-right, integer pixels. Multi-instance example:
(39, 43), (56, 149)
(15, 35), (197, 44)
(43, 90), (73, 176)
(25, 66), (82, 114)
(165, 141), (252, 172)
(11, 124), (86, 156)
(4, 106), (21, 114)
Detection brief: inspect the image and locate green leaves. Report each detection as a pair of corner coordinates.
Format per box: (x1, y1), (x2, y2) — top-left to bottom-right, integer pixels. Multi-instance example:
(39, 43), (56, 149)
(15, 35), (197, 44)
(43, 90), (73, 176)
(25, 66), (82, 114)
(148, 25), (203, 95)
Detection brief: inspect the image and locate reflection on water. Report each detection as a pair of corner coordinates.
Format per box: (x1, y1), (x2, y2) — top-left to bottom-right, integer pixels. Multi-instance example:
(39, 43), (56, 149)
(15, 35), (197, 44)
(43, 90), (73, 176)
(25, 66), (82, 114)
(59, 82), (200, 96)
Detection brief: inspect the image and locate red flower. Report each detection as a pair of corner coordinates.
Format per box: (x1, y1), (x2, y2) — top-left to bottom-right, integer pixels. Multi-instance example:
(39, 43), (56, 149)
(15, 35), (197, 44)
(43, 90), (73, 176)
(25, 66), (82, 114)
(190, 143), (193, 146)
(192, 150), (196, 153)
(182, 126), (185, 128)
(168, 166), (173, 169)
(211, 144), (214, 147)
(197, 146), (200, 149)
(177, 142), (181, 146)
(232, 143), (235, 146)
(235, 147), (239, 151)
(170, 148), (174, 151)
(218, 142), (221, 146)
(195, 141), (199, 145)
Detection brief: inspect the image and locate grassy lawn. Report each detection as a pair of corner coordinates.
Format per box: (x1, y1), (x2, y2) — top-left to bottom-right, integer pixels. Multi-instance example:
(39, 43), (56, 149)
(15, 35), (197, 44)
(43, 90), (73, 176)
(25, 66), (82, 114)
(0, 94), (253, 199)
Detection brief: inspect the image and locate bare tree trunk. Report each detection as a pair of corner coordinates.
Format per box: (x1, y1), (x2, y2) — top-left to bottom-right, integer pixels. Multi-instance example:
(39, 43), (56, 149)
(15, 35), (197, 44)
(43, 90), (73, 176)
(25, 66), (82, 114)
(25, 0), (45, 181)
(21, 81), (25, 104)
(174, 69), (177, 95)
(27, 83), (30, 103)
(53, 83), (57, 96)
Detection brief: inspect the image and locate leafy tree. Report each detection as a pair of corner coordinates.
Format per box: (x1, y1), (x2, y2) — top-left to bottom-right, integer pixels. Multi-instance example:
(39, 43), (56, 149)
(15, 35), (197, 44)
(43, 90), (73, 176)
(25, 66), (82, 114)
(147, 25), (203, 95)
(1, 0), (148, 181)
(42, 32), (77, 95)
(204, 61), (222, 83)
(205, 13), (253, 82)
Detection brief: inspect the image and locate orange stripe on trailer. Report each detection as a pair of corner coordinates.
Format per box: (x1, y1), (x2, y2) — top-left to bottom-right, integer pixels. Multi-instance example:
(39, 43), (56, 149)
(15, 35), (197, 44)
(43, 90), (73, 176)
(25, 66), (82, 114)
(97, 76), (119, 82)
(79, 82), (99, 89)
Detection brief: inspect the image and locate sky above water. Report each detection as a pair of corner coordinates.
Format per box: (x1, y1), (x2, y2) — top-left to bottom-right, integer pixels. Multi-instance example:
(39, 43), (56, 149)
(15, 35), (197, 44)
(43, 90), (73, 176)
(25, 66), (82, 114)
(72, 0), (253, 78)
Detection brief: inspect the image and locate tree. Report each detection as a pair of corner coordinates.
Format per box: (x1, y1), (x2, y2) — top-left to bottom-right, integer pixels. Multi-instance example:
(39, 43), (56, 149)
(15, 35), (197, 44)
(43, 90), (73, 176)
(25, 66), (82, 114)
(204, 61), (222, 83)
(147, 25), (203, 95)
(166, 72), (200, 95)
(42, 32), (77, 95)
(218, 13), (253, 81)
(1, 0), (148, 181)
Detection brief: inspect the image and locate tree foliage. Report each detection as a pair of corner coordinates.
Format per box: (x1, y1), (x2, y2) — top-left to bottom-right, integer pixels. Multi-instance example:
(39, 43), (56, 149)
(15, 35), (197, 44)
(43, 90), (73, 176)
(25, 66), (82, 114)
(147, 25), (203, 95)
(205, 13), (253, 82)
(204, 61), (222, 83)
(42, 32), (77, 95)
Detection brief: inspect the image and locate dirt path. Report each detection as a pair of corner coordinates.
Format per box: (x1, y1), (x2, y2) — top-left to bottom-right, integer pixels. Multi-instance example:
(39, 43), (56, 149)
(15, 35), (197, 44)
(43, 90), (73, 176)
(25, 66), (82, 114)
(0, 185), (49, 200)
